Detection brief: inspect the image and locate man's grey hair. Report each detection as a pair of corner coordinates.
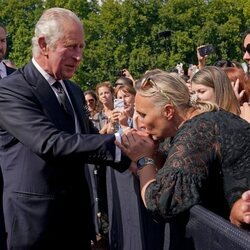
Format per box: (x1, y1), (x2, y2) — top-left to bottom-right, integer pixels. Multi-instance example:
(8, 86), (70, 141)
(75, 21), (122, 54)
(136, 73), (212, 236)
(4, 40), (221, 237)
(31, 8), (84, 57)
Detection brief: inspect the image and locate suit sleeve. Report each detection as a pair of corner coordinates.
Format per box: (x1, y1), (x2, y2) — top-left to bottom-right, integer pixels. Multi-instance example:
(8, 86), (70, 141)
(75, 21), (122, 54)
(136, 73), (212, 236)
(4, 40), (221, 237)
(0, 77), (130, 170)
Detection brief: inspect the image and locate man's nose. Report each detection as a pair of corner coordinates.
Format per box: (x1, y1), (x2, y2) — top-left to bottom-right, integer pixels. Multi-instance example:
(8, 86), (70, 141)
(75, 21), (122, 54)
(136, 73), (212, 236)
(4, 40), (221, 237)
(73, 47), (83, 62)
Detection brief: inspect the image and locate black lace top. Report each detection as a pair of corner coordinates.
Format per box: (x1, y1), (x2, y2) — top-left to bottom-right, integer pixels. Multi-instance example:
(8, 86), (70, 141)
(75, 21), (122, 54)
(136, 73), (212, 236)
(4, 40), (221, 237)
(145, 109), (250, 221)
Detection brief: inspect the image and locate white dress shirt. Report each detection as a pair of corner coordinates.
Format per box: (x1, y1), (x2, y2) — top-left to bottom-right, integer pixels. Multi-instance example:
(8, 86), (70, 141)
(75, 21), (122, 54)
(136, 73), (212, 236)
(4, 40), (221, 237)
(0, 61), (7, 78)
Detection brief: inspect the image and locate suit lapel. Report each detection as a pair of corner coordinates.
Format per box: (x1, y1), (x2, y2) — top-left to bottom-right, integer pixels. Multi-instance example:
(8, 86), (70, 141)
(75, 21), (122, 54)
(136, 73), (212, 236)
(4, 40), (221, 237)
(22, 62), (75, 132)
(22, 61), (89, 133)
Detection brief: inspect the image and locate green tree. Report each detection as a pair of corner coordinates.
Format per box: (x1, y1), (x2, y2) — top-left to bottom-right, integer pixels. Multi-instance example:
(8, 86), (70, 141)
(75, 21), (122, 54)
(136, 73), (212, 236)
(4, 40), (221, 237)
(1, 0), (249, 89)
(0, 0), (44, 66)
(202, 0), (248, 62)
(158, 0), (249, 69)
(80, 0), (164, 89)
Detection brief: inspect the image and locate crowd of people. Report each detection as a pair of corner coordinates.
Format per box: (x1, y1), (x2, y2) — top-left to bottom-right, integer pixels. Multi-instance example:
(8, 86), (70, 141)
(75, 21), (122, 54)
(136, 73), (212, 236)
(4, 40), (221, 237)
(83, 49), (250, 249)
(0, 7), (249, 250)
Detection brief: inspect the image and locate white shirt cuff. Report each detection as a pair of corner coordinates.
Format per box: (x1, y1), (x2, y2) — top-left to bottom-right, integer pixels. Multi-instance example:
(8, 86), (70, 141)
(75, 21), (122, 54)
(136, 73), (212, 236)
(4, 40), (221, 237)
(114, 132), (121, 162)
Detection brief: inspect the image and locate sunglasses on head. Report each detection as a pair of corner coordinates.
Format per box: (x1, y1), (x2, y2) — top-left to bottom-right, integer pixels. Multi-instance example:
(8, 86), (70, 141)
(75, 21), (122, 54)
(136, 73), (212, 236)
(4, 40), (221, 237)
(140, 76), (170, 100)
(243, 43), (250, 54)
(140, 77), (157, 90)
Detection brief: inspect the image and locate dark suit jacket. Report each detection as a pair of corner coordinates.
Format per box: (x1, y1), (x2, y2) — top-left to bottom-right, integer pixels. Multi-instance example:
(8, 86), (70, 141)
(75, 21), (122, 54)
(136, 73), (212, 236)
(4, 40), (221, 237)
(0, 61), (130, 250)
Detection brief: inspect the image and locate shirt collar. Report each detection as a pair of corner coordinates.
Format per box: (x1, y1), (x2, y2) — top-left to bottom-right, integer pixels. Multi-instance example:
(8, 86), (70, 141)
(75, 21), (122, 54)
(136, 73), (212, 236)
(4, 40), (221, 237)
(32, 58), (63, 86)
(0, 61), (7, 78)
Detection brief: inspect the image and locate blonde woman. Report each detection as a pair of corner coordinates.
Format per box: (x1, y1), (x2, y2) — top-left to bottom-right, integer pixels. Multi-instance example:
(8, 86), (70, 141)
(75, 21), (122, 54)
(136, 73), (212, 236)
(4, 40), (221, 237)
(117, 71), (250, 233)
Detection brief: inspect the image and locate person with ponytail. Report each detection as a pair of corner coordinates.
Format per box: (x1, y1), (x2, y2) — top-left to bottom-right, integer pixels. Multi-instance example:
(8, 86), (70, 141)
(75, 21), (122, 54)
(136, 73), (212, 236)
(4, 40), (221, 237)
(116, 71), (250, 231)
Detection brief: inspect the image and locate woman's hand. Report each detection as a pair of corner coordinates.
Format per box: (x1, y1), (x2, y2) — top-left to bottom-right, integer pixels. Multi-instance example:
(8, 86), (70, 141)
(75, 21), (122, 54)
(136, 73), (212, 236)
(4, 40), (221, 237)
(197, 45), (206, 69)
(118, 110), (129, 127)
(230, 190), (250, 229)
(122, 69), (135, 85)
(115, 130), (158, 162)
(109, 110), (121, 125)
(240, 102), (250, 123)
(99, 123), (108, 134)
(231, 78), (245, 102)
(106, 110), (121, 134)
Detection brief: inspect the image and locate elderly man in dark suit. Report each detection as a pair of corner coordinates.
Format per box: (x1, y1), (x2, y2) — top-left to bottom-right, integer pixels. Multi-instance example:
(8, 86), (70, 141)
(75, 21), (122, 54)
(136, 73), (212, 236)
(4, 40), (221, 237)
(0, 24), (16, 250)
(0, 8), (129, 250)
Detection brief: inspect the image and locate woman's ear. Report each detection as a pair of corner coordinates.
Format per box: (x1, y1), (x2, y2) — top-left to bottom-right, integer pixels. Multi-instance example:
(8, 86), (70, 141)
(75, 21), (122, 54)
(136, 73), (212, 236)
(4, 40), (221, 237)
(38, 37), (49, 56)
(163, 104), (175, 120)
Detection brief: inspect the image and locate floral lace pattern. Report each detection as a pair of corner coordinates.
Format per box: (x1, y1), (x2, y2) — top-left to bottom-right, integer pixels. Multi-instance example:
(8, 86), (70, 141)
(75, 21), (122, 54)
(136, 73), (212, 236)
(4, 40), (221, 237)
(145, 110), (250, 221)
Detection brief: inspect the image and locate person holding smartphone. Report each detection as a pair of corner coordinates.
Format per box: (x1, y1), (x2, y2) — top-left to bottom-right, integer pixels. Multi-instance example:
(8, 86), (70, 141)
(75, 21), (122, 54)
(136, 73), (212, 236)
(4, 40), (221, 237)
(196, 45), (213, 70)
(106, 82), (165, 249)
(107, 83), (135, 134)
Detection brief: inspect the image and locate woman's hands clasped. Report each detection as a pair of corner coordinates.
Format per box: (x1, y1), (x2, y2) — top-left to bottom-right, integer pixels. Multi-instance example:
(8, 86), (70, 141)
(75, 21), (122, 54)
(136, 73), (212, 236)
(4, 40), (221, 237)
(115, 130), (159, 162)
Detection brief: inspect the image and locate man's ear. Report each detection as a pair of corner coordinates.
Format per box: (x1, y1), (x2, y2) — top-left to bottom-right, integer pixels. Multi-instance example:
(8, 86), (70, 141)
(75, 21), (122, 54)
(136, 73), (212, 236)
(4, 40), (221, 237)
(163, 104), (175, 120)
(38, 37), (49, 56)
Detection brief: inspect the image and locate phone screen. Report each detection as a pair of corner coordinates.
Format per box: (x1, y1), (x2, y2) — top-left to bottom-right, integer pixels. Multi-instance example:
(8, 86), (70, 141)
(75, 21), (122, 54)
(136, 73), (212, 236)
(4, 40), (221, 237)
(114, 99), (124, 111)
(198, 45), (214, 57)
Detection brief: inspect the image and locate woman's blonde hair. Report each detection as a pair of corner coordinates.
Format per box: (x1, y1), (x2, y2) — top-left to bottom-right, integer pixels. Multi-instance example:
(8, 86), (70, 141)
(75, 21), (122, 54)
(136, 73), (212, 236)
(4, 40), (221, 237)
(135, 71), (218, 113)
(191, 66), (240, 115)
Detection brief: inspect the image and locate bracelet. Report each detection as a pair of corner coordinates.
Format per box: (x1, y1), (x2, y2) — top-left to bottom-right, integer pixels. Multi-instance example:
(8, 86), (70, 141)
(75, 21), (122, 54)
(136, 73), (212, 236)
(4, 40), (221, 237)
(136, 157), (156, 170)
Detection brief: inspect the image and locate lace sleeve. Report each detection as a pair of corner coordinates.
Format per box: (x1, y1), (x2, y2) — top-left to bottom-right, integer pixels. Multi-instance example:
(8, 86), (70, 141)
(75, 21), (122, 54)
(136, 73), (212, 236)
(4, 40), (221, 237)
(145, 117), (220, 220)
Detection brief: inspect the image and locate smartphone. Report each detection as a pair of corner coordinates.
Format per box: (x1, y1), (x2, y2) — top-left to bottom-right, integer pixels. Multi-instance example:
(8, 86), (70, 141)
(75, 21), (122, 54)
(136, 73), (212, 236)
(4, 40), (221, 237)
(114, 99), (124, 111)
(116, 70), (124, 77)
(198, 44), (214, 57)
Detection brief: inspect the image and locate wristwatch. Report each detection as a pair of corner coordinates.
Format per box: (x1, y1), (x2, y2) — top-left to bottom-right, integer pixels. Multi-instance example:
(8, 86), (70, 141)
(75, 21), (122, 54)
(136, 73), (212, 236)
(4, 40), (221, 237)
(136, 157), (156, 170)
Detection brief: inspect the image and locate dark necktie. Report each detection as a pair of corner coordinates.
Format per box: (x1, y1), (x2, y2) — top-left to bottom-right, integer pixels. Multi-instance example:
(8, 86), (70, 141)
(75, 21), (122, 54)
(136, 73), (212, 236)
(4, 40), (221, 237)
(53, 81), (74, 117)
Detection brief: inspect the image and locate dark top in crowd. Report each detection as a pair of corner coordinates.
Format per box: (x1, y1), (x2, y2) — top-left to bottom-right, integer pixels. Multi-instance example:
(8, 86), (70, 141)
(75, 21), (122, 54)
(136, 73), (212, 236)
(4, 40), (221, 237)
(0, 8), (129, 250)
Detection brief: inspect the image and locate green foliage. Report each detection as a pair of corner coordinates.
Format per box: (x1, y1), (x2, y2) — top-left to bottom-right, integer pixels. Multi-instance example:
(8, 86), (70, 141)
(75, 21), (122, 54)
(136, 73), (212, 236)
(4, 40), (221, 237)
(1, 0), (250, 89)
(81, 0), (165, 87)
(0, 0), (44, 66)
